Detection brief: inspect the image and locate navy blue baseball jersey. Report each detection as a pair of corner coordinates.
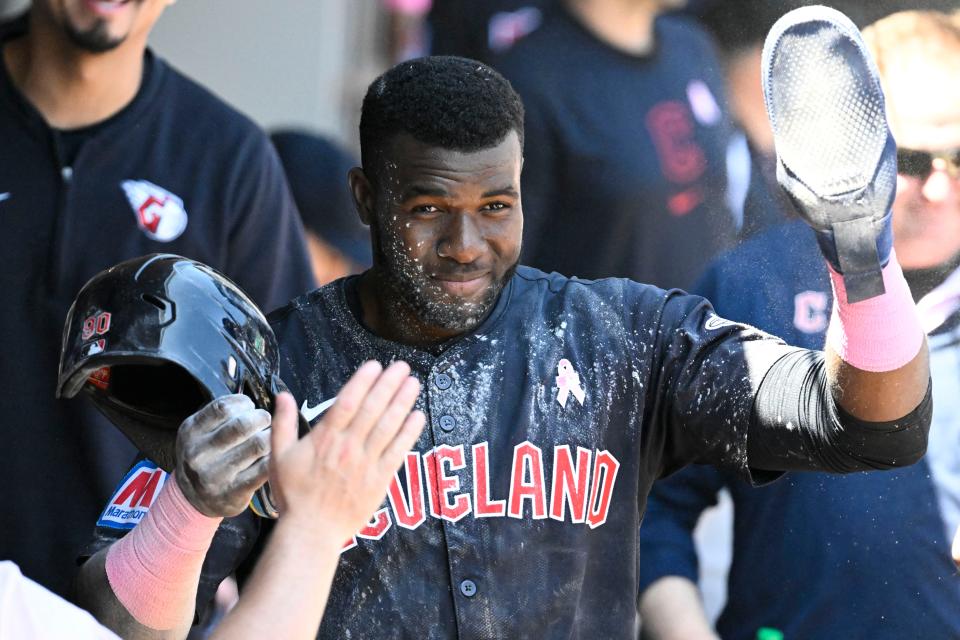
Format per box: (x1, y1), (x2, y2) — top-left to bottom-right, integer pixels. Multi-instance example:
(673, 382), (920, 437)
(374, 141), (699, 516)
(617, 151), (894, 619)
(496, 7), (737, 290)
(639, 221), (960, 639)
(0, 15), (314, 596)
(86, 264), (931, 637)
(266, 267), (791, 638)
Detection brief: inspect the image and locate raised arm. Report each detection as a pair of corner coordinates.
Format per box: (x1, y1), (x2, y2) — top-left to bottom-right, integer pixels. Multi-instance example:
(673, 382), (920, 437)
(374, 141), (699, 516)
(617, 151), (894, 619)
(753, 6), (930, 455)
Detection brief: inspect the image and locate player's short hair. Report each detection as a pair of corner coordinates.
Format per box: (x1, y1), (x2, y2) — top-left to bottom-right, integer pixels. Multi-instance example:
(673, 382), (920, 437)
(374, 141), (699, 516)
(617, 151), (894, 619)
(359, 56), (525, 180)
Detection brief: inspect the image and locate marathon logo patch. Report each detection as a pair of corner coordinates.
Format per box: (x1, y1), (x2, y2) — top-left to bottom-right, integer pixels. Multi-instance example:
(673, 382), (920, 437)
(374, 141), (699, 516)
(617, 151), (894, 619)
(121, 179), (188, 242)
(97, 460), (168, 530)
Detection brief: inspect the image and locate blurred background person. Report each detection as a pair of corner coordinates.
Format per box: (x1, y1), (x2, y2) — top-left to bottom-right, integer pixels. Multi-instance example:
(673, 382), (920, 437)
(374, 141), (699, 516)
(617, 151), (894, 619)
(695, 0), (804, 239)
(495, 0), (740, 291)
(638, 9), (960, 640)
(272, 130), (372, 284)
(383, 0), (431, 63)
(382, 0), (548, 65)
(429, 0), (549, 62)
(0, 0), (313, 600)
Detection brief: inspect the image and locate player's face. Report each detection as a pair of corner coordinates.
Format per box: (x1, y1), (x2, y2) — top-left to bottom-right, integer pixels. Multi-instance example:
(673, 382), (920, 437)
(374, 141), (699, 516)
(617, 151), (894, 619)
(35, 0), (172, 53)
(887, 58), (960, 269)
(364, 131), (523, 334)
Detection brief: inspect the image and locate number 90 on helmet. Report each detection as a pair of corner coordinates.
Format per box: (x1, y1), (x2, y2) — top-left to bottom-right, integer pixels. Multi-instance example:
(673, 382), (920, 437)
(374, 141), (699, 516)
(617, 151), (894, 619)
(56, 253), (302, 518)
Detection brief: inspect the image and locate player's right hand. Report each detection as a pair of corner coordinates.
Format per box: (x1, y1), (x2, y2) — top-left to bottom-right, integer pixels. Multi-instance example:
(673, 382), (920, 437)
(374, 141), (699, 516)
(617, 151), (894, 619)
(175, 394), (272, 517)
(268, 360), (425, 542)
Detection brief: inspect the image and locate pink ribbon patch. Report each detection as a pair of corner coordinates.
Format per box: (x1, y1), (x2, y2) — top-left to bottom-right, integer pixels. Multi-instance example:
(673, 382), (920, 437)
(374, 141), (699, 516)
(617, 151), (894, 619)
(556, 359), (586, 408)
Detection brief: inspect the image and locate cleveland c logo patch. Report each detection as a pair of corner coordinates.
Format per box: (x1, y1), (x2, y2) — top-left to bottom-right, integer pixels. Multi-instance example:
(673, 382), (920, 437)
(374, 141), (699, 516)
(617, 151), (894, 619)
(121, 180), (188, 242)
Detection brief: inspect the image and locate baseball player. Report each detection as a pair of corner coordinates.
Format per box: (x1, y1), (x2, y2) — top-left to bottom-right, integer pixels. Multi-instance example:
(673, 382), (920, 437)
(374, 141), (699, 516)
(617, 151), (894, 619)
(80, 8), (931, 639)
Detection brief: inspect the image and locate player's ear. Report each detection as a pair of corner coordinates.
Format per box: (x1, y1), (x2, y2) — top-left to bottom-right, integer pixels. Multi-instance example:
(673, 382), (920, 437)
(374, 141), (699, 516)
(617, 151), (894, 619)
(348, 167), (375, 226)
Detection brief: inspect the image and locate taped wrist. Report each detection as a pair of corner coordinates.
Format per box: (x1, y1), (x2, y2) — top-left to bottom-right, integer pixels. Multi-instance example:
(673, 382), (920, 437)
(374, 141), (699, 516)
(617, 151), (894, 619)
(105, 473), (222, 630)
(748, 349), (931, 473)
(826, 249), (925, 372)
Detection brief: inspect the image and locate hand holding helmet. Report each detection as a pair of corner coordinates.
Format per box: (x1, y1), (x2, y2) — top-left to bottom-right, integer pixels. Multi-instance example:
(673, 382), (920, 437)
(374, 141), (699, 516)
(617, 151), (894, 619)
(57, 253), (305, 517)
(175, 394), (273, 518)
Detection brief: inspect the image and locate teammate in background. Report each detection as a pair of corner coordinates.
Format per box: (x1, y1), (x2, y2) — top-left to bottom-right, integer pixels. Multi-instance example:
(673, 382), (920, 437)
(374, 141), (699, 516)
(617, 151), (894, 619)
(694, 0), (803, 239)
(495, 0), (739, 291)
(1, 365), (425, 640)
(272, 131), (373, 285)
(80, 8), (932, 637)
(382, 0), (547, 65)
(638, 11), (960, 639)
(0, 0), (313, 598)
(429, 0), (549, 63)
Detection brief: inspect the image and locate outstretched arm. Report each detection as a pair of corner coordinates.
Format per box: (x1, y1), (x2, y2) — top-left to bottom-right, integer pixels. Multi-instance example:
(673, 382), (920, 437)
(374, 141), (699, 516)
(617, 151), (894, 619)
(759, 6), (929, 439)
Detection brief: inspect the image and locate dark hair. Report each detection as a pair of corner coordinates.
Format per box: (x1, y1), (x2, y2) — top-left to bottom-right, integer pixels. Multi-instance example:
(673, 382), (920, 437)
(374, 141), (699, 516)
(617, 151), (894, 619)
(359, 56), (525, 177)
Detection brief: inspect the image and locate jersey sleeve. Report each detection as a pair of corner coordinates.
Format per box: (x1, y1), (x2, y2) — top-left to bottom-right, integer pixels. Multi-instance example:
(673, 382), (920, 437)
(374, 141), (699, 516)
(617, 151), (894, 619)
(78, 457), (261, 624)
(637, 465), (727, 594)
(222, 131), (316, 314)
(645, 290), (798, 483)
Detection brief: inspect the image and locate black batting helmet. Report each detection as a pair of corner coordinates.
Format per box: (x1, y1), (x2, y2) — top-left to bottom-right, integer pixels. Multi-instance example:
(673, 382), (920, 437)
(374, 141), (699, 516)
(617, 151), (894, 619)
(57, 254), (296, 517)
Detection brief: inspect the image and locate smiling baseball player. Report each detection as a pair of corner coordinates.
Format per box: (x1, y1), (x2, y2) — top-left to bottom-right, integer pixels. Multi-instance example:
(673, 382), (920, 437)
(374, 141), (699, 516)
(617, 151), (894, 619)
(78, 8), (931, 639)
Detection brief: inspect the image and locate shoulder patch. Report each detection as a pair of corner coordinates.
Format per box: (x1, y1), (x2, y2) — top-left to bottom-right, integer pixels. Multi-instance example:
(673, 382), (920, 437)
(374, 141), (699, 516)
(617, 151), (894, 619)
(97, 460), (168, 530)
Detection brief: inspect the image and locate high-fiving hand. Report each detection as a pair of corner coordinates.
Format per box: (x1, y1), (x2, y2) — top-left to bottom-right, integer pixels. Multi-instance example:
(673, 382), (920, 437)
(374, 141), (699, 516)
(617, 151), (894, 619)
(268, 360), (425, 541)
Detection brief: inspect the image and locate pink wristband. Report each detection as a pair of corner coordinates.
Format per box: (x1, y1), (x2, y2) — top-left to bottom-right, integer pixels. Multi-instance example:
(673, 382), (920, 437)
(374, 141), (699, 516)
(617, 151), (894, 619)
(105, 474), (222, 630)
(825, 250), (925, 372)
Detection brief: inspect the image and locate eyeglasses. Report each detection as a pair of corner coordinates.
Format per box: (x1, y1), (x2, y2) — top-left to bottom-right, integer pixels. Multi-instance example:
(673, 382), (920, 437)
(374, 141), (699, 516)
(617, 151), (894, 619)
(896, 147), (960, 180)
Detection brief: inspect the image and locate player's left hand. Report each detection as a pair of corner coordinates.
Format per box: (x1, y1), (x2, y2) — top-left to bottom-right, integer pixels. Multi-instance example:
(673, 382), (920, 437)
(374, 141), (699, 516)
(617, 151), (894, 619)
(267, 360), (425, 541)
(763, 6), (896, 302)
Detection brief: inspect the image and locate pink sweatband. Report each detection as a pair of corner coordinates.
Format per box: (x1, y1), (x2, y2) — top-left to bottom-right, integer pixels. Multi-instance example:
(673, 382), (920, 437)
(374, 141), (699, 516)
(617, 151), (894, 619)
(105, 474), (222, 630)
(825, 250), (925, 372)
(383, 0), (431, 14)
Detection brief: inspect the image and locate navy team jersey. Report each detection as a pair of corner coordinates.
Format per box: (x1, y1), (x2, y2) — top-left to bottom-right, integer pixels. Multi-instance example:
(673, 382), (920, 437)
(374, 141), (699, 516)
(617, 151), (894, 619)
(267, 266), (794, 637)
(639, 221), (960, 639)
(496, 8), (737, 291)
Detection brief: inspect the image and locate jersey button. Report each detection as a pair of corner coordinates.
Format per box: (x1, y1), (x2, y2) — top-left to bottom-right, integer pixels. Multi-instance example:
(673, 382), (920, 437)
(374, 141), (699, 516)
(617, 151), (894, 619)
(434, 373), (452, 390)
(459, 579), (477, 597)
(439, 415), (456, 432)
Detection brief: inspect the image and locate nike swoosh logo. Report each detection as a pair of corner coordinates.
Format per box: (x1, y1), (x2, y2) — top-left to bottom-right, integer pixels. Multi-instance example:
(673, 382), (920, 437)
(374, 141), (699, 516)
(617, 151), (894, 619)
(0, 193), (10, 202)
(300, 397), (336, 424)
